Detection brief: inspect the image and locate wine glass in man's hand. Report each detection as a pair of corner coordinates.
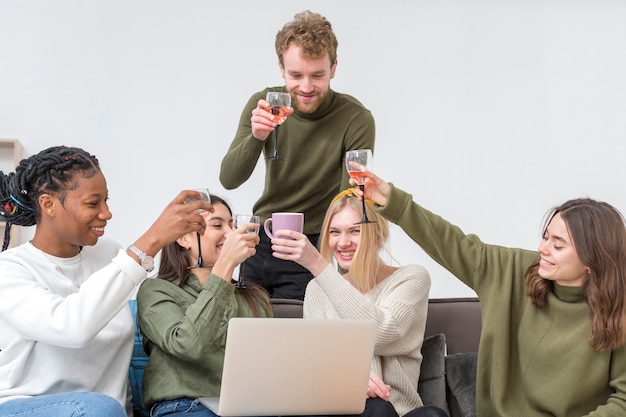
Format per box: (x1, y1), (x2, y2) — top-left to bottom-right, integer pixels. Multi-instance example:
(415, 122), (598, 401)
(265, 92), (292, 161)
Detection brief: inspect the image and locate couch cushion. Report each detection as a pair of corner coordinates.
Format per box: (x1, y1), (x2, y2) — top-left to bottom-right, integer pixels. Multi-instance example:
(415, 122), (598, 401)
(417, 333), (450, 415)
(271, 298), (304, 318)
(424, 298), (481, 354)
(445, 352), (477, 417)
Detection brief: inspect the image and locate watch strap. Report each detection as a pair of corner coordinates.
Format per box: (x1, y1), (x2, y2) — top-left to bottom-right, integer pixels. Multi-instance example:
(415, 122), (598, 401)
(127, 245), (155, 272)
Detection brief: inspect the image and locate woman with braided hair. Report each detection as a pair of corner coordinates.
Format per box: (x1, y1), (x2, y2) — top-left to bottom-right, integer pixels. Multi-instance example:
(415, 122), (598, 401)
(0, 146), (213, 417)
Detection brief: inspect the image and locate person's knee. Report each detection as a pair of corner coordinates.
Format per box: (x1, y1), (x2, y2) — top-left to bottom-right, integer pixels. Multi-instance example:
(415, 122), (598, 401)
(73, 392), (126, 417)
(404, 405), (448, 417)
(360, 397), (399, 417)
(0, 392), (126, 417)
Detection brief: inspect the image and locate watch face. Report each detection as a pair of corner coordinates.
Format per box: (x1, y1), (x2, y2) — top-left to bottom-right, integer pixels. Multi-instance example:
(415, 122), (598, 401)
(141, 256), (155, 272)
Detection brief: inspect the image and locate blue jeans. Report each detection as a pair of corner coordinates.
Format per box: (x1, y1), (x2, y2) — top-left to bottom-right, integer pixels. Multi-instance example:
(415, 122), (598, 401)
(0, 392), (126, 417)
(149, 398), (272, 417)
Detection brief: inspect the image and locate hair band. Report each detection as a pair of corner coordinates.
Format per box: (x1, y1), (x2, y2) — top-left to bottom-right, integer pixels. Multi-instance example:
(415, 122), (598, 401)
(10, 194), (34, 211)
(331, 188), (375, 207)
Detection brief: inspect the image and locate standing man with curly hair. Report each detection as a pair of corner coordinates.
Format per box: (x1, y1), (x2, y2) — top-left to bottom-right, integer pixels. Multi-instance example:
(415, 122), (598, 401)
(220, 10), (375, 301)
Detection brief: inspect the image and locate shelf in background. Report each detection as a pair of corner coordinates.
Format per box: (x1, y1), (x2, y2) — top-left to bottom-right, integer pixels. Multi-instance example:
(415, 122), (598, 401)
(0, 139), (23, 249)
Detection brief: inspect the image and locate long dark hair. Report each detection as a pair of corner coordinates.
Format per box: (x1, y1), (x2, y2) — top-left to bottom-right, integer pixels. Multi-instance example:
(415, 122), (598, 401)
(158, 194), (271, 317)
(525, 198), (626, 351)
(0, 146), (100, 251)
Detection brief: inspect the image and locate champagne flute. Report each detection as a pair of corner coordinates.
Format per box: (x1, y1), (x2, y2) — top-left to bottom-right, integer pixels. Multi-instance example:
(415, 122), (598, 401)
(233, 214), (260, 288)
(185, 188), (210, 269)
(265, 91), (292, 161)
(345, 150), (376, 224)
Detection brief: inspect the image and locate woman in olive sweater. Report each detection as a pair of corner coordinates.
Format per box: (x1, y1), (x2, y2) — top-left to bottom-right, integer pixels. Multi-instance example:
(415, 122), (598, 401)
(270, 190), (447, 417)
(354, 169), (626, 416)
(137, 195), (272, 416)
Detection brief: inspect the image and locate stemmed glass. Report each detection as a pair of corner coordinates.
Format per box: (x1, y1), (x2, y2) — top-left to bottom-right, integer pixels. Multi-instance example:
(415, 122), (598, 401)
(233, 214), (260, 288)
(345, 150), (376, 224)
(265, 91), (292, 161)
(185, 188), (210, 269)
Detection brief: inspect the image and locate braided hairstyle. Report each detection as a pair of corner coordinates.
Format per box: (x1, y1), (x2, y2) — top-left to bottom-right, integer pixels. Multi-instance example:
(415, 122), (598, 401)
(0, 146), (100, 251)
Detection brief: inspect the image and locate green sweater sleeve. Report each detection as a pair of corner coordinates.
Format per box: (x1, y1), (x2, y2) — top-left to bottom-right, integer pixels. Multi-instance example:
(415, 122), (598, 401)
(378, 183), (538, 297)
(137, 274), (236, 361)
(219, 91), (266, 190)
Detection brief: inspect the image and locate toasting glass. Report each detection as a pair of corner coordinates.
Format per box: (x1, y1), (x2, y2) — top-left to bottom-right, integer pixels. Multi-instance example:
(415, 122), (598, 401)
(185, 188), (210, 269)
(265, 92), (292, 161)
(233, 214), (260, 288)
(345, 150), (376, 224)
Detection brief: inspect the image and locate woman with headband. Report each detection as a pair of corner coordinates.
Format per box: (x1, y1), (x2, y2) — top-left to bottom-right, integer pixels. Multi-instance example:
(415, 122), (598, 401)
(268, 189), (447, 417)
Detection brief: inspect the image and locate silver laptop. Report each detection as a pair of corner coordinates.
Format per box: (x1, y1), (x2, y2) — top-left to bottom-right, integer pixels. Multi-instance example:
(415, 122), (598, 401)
(199, 317), (377, 416)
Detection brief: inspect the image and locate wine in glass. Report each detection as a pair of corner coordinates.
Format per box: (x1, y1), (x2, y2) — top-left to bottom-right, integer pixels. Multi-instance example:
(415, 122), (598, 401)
(185, 188), (210, 269)
(265, 91), (292, 161)
(345, 149), (376, 224)
(233, 214), (260, 288)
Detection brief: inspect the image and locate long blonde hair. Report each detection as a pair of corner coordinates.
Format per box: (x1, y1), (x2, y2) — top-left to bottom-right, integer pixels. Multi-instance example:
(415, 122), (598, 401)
(318, 194), (389, 293)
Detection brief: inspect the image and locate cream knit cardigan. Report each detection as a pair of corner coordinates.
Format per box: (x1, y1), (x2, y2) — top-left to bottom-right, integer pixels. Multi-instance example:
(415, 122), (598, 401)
(303, 264), (431, 416)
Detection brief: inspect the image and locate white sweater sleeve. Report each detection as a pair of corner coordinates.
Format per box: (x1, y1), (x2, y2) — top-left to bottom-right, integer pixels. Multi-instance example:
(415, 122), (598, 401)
(0, 242), (145, 348)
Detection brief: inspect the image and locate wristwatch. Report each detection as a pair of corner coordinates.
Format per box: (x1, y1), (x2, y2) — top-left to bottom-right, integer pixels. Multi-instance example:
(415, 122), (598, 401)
(127, 245), (155, 273)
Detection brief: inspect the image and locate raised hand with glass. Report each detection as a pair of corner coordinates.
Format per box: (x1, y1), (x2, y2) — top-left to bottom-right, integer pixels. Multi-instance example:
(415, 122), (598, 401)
(233, 214), (260, 288)
(184, 188), (211, 269)
(345, 149), (376, 224)
(265, 91), (292, 161)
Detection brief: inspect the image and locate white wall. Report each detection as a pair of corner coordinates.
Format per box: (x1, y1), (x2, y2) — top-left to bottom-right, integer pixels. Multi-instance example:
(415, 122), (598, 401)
(1, 0), (625, 298)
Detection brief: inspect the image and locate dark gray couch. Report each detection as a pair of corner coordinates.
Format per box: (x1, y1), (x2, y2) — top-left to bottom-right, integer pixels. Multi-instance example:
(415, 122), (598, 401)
(271, 297), (482, 417)
(419, 298), (481, 417)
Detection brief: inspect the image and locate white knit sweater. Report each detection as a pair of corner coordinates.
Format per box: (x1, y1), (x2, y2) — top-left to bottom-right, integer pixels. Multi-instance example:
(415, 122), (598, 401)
(303, 264), (431, 416)
(0, 239), (146, 414)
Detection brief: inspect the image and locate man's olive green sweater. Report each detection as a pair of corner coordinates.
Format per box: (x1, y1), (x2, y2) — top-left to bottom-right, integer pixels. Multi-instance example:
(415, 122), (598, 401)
(220, 87), (375, 234)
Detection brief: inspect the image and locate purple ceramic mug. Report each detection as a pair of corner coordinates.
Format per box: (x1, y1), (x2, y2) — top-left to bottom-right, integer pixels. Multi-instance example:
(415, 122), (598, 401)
(264, 212), (304, 238)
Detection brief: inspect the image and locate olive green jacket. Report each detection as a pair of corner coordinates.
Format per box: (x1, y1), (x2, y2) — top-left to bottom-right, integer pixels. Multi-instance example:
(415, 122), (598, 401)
(137, 274), (271, 409)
